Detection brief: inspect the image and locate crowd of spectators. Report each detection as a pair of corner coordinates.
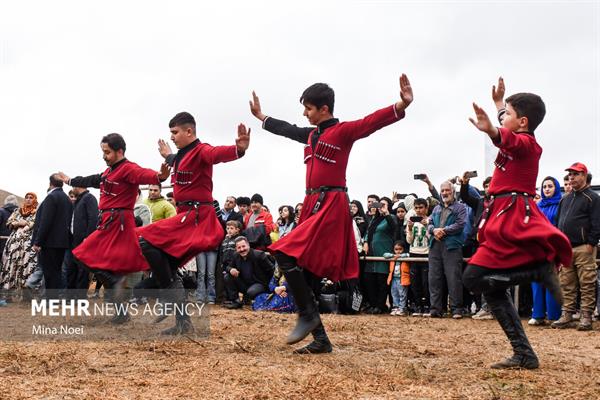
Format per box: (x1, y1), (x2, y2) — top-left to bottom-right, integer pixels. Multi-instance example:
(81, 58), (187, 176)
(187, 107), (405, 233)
(0, 166), (598, 332)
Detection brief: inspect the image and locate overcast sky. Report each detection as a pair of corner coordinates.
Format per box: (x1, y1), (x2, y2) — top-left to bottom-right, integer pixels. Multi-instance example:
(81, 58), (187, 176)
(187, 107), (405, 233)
(1, 1), (598, 209)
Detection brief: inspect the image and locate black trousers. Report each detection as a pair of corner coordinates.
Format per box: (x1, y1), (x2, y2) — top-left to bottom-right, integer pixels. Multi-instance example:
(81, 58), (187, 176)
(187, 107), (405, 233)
(223, 274), (267, 302)
(39, 247), (67, 293)
(409, 253), (430, 311)
(364, 272), (388, 310)
(65, 249), (90, 296)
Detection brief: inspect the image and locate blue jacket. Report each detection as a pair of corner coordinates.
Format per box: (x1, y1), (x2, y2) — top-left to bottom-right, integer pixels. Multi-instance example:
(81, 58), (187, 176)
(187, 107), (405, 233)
(428, 200), (467, 250)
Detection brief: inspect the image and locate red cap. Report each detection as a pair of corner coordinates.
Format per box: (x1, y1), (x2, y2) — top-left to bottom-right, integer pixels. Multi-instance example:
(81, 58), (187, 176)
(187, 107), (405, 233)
(565, 162), (588, 174)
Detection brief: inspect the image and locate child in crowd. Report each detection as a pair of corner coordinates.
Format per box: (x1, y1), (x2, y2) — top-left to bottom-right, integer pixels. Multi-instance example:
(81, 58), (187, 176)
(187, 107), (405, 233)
(385, 241), (410, 316)
(252, 266), (296, 313)
(406, 198), (431, 316)
(218, 220), (242, 303)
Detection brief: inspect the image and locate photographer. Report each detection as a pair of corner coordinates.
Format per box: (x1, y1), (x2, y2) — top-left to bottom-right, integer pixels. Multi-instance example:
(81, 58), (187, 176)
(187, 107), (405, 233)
(363, 197), (397, 314)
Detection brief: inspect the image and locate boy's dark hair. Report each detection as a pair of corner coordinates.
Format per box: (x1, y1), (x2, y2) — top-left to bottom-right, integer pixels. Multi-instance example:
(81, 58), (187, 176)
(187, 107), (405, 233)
(166, 191), (174, 199)
(563, 174), (569, 181)
(226, 220), (242, 230)
(150, 182), (162, 190)
(367, 194), (380, 201)
(300, 83), (335, 114)
(169, 112), (196, 128)
(586, 173), (592, 184)
(393, 241), (405, 250)
(236, 196), (251, 206)
(483, 176), (492, 187)
(413, 198), (428, 208)
(505, 92), (546, 132)
(49, 174), (63, 188)
(101, 133), (126, 152)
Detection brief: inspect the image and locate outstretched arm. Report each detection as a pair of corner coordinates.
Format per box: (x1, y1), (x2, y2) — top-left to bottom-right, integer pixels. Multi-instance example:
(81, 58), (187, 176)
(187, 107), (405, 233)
(469, 103), (500, 143)
(250, 91), (312, 144)
(57, 171), (102, 189)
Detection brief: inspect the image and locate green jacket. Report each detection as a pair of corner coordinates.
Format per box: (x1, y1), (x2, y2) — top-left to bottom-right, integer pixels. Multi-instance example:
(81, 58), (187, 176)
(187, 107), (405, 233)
(144, 197), (176, 222)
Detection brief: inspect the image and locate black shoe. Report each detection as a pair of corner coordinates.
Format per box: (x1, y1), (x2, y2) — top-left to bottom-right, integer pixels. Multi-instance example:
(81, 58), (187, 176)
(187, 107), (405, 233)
(110, 312), (130, 325)
(293, 340), (333, 354)
(491, 354), (539, 369)
(161, 319), (194, 335)
(224, 300), (243, 309)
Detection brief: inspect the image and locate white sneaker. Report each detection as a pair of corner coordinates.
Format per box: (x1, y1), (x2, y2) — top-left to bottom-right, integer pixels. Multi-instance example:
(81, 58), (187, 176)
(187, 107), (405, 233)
(472, 309), (494, 320)
(527, 318), (545, 326)
(390, 308), (398, 316)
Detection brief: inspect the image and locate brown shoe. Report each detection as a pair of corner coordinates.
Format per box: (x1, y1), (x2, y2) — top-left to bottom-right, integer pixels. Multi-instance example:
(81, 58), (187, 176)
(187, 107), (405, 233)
(551, 312), (574, 329)
(491, 354), (539, 370)
(577, 311), (593, 331)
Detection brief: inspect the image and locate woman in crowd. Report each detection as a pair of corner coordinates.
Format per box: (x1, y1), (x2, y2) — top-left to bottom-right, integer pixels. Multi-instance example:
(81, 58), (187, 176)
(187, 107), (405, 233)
(363, 196), (397, 314)
(350, 200), (368, 237)
(252, 266), (296, 313)
(528, 176), (563, 326)
(277, 205), (296, 239)
(0, 193), (38, 292)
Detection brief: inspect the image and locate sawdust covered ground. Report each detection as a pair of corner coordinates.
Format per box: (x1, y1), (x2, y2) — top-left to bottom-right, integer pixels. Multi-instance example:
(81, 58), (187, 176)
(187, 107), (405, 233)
(0, 306), (599, 400)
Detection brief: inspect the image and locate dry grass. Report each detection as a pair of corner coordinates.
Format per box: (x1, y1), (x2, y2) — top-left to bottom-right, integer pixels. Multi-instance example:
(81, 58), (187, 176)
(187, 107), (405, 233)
(0, 306), (599, 399)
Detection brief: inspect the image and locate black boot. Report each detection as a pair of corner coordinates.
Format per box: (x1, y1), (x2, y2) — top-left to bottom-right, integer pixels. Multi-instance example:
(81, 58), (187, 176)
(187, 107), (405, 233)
(281, 265), (321, 345)
(93, 270), (127, 303)
(160, 276), (195, 335)
(293, 323), (333, 354)
(485, 262), (562, 306)
(487, 290), (539, 370)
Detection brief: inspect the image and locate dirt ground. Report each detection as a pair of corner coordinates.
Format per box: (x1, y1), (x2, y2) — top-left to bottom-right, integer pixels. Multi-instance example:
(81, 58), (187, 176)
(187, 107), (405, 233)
(0, 305), (599, 400)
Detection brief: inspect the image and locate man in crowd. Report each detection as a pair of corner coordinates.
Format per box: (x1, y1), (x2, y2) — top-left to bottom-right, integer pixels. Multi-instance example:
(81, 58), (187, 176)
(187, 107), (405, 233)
(223, 236), (274, 309)
(552, 162), (600, 331)
(236, 196), (251, 221)
(243, 193), (274, 249)
(145, 183), (176, 223)
(65, 186), (98, 298)
(0, 195), (18, 255)
(427, 181), (467, 318)
(220, 196), (243, 230)
(32, 174), (73, 295)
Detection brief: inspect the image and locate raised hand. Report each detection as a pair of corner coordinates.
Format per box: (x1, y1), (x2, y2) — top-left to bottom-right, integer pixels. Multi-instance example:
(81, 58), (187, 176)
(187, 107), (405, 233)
(236, 123), (251, 153)
(396, 74), (413, 112)
(492, 77), (505, 109)
(249, 91), (266, 121)
(157, 162), (171, 182)
(469, 103), (498, 139)
(56, 171), (71, 184)
(158, 139), (173, 159)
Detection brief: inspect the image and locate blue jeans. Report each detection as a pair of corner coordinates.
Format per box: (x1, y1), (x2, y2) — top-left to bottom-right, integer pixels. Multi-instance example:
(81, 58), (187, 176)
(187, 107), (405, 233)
(531, 282), (561, 320)
(390, 279), (408, 311)
(195, 251), (217, 302)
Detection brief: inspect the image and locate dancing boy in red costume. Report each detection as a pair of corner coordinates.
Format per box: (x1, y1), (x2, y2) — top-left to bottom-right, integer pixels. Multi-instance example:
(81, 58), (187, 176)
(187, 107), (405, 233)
(463, 78), (572, 369)
(137, 112), (250, 334)
(57, 134), (170, 302)
(250, 75), (413, 353)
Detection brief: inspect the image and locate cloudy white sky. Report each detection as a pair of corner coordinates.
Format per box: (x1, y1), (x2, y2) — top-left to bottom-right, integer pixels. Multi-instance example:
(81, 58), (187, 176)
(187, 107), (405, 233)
(1, 1), (598, 209)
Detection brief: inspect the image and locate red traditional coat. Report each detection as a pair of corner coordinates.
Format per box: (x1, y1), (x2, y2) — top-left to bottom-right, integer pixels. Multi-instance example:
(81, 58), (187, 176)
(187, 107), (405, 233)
(71, 159), (160, 273)
(264, 105), (404, 281)
(469, 128), (572, 269)
(136, 140), (239, 265)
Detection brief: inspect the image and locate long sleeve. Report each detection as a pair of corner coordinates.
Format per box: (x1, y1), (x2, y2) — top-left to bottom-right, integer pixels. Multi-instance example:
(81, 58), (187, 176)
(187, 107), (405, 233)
(262, 117), (313, 144)
(429, 185), (441, 203)
(124, 163), (160, 185)
(33, 196), (56, 246)
(444, 204), (467, 236)
(70, 174), (102, 189)
(589, 193), (600, 246)
(201, 144), (240, 165)
(84, 195), (99, 237)
(339, 105), (403, 144)
(460, 183), (480, 211)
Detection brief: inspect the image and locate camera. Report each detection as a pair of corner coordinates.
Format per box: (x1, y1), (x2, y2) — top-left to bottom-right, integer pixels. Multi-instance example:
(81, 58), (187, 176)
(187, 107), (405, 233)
(370, 202), (382, 209)
(413, 174), (426, 180)
(465, 170), (478, 179)
(409, 215), (423, 223)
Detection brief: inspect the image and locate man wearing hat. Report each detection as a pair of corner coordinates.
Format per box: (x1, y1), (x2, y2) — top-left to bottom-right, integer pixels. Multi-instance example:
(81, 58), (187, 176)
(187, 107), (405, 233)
(552, 162), (600, 331)
(242, 193), (274, 250)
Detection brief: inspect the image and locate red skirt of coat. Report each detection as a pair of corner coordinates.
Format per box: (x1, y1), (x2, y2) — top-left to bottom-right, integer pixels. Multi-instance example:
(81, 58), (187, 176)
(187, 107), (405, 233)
(136, 205), (224, 267)
(73, 210), (150, 274)
(269, 191), (358, 282)
(470, 196), (572, 269)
